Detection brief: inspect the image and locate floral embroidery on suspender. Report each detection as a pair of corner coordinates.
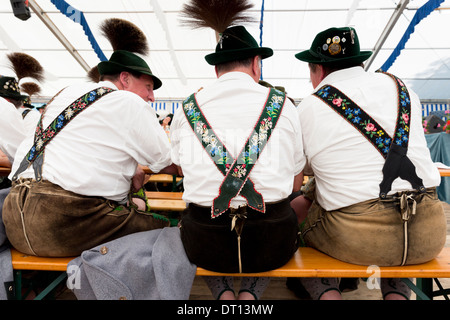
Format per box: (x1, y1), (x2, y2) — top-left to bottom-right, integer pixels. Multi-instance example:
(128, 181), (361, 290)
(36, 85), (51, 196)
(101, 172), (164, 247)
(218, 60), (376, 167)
(391, 75), (411, 149)
(27, 87), (115, 163)
(233, 93), (284, 178)
(183, 88), (286, 218)
(183, 90), (285, 176)
(12, 87), (115, 181)
(313, 72), (411, 159)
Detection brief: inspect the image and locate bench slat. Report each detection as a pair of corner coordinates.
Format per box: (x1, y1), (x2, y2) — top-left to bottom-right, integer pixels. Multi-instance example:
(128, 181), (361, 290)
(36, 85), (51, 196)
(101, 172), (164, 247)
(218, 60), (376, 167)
(146, 191), (183, 200)
(147, 199), (186, 211)
(147, 174), (182, 184)
(196, 247), (450, 278)
(11, 246), (450, 279)
(11, 249), (74, 272)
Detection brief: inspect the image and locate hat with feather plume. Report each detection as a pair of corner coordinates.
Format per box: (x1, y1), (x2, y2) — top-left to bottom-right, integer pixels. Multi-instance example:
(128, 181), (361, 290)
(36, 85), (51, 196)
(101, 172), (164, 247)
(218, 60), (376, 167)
(0, 52), (44, 103)
(180, 0), (273, 65)
(96, 18), (162, 90)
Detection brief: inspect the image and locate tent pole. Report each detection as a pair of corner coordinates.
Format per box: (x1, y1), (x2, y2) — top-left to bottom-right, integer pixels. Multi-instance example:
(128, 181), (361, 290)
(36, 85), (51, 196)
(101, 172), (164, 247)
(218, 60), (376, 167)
(364, 0), (410, 71)
(28, 0), (91, 72)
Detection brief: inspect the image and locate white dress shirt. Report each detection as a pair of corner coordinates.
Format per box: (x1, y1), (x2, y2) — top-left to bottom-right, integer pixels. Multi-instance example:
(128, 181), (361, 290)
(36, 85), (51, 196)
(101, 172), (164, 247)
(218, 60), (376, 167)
(10, 81), (172, 203)
(298, 67), (441, 210)
(171, 72), (306, 207)
(0, 97), (26, 162)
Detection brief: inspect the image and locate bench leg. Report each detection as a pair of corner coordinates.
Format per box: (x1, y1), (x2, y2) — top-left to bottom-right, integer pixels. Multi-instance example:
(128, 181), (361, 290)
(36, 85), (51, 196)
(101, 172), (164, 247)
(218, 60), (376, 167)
(34, 272), (67, 300)
(402, 278), (431, 300)
(430, 278), (450, 300)
(14, 270), (22, 300)
(13, 270), (68, 300)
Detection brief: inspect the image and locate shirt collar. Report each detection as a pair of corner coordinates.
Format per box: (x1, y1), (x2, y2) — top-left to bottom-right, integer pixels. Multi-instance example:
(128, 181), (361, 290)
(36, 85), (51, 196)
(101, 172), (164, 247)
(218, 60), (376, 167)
(98, 80), (119, 90)
(217, 71), (255, 83)
(315, 66), (365, 90)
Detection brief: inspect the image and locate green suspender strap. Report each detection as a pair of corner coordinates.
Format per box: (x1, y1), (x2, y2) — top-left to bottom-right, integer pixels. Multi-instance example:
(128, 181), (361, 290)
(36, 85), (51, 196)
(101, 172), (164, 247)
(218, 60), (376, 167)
(12, 87), (115, 181)
(313, 71), (425, 199)
(183, 88), (286, 218)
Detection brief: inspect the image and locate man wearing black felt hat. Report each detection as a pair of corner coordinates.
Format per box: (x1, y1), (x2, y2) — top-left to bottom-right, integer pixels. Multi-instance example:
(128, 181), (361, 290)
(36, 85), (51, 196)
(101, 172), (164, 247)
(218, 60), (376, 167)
(171, 0), (306, 300)
(291, 26), (446, 300)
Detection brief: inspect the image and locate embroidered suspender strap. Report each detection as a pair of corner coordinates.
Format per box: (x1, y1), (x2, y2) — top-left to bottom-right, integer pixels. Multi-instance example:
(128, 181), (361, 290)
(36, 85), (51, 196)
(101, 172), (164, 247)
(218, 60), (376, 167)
(21, 108), (32, 119)
(314, 84), (395, 158)
(12, 87), (115, 181)
(313, 72), (424, 198)
(182, 88), (286, 218)
(377, 72), (425, 198)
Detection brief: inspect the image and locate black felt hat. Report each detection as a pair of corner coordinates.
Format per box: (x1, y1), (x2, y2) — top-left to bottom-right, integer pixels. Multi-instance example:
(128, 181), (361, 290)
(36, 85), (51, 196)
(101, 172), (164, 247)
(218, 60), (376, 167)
(0, 76), (27, 100)
(205, 26), (273, 65)
(295, 27), (372, 65)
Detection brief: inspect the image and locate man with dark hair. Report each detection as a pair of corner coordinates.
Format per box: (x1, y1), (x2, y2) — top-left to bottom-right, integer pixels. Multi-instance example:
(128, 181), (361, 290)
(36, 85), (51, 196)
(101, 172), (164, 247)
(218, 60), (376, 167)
(292, 26), (446, 300)
(3, 19), (175, 258)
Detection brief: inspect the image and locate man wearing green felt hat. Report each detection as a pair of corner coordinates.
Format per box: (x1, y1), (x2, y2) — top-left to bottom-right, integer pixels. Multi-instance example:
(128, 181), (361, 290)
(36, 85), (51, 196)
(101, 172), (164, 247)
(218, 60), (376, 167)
(3, 18), (177, 258)
(171, 0), (306, 300)
(97, 49), (162, 91)
(291, 26), (446, 300)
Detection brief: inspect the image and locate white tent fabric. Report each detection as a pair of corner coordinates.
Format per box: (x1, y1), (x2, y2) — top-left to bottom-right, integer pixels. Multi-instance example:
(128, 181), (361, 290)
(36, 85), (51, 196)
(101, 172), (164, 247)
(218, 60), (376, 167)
(0, 0), (449, 112)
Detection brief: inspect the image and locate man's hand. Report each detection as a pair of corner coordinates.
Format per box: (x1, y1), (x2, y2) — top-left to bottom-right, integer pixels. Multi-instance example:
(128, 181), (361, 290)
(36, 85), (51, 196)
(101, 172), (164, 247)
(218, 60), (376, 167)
(131, 165), (146, 192)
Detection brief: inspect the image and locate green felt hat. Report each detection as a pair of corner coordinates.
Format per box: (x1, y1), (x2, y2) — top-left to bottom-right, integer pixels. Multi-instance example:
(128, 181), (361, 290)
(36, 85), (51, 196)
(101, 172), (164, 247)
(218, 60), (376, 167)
(205, 26), (273, 65)
(295, 27), (372, 65)
(0, 76), (28, 100)
(97, 50), (162, 90)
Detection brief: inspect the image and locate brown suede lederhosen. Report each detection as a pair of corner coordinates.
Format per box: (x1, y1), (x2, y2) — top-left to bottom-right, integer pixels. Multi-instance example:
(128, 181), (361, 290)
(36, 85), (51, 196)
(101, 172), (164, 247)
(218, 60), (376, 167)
(3, 178), (169, 257)
(301, 187), (446, 266)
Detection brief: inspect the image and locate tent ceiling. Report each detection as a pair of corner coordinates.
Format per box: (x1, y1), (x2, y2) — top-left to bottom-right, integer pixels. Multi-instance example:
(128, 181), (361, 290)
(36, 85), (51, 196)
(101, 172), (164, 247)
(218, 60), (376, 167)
(0, 0), (449, 102)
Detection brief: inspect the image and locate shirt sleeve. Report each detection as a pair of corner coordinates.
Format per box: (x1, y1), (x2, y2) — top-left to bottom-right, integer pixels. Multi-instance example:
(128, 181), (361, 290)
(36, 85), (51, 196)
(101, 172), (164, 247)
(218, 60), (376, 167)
(0, 100), (27, 162)
(285, 99), (306, 175)
(169, 106), (184, 166)
(126, 100), (173, 173)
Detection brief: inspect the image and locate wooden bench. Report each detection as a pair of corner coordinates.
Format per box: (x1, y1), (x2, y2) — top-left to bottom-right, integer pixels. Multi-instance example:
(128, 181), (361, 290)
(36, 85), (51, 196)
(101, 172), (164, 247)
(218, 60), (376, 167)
(146, 191), (183, 200)
(10, 246), (450, 300)
(147, 198), (186, 211)
(146, 173), (183, 192)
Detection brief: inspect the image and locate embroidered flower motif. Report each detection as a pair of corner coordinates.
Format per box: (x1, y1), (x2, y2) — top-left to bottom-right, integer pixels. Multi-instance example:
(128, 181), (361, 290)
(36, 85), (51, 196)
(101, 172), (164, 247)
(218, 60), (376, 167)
(27, 146), (35, 161)
(232, 164), (247, 178)
(317, 86), (331, 98)
(365, 122), (376, 132)
(65, 107), (74, 119)
(402, 113), (409, 124)
(56, 115), (64, 129)
(36, 138), (44, 150)
(332, 98), (342, 107)
(87, 91), (97, 102)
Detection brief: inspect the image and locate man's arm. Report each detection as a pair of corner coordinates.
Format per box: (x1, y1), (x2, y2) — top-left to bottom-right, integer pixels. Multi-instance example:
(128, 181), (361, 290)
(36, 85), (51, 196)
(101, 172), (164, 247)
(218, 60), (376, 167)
(293, 171), (304, 193)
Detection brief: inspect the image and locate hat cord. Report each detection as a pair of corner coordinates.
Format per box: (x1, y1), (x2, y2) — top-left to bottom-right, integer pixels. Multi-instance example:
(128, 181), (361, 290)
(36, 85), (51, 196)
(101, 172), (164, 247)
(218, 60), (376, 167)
(219, 32), (256, 50)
